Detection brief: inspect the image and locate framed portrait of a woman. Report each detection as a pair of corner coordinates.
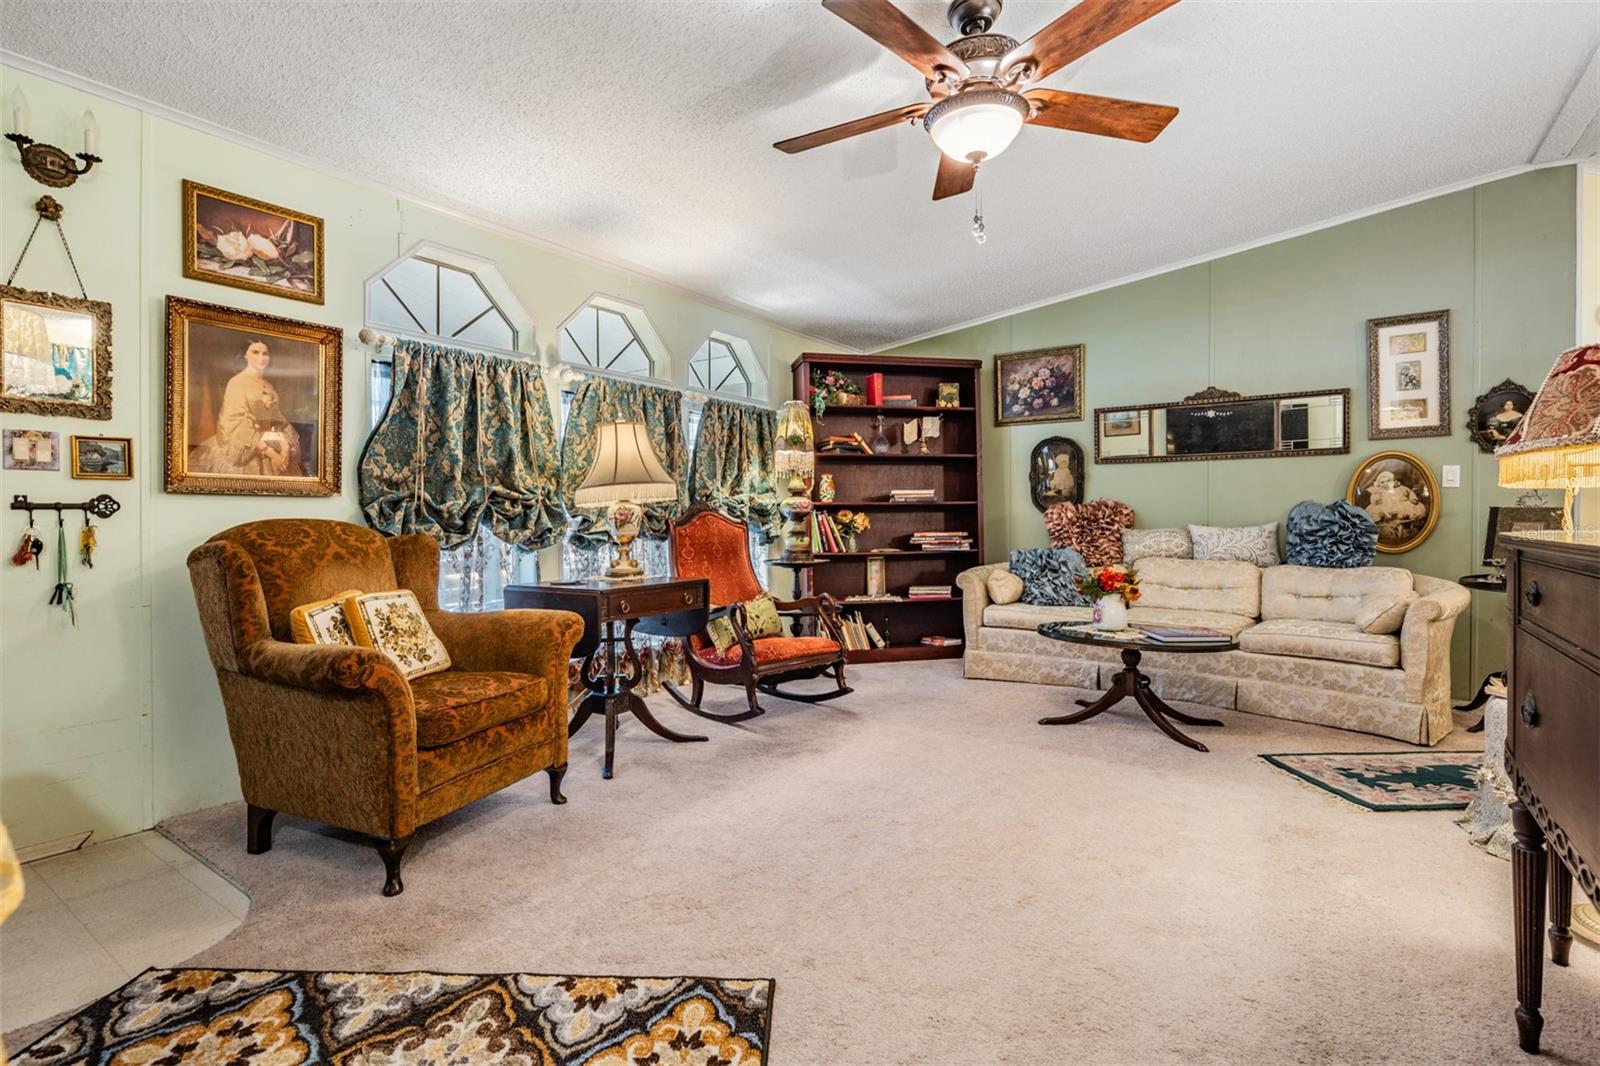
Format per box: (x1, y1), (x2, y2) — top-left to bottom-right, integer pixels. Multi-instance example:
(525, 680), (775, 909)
(164, 296), (341, 496)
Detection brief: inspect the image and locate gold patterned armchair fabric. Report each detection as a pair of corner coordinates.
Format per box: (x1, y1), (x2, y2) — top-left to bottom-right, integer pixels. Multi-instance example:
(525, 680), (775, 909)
(187, 518), (582, 895)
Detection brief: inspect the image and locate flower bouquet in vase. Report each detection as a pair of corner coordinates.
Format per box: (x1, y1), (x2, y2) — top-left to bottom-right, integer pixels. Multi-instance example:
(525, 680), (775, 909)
(1077, 565), (1140, 631)
(834, 509), (871, 552)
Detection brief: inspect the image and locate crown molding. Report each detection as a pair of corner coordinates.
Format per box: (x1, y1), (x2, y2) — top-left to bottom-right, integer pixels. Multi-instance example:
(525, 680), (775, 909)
(0, 50), (860, 355)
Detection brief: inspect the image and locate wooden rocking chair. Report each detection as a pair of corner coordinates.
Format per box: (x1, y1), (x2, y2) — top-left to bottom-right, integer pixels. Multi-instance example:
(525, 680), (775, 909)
(665, 504), (852, 721)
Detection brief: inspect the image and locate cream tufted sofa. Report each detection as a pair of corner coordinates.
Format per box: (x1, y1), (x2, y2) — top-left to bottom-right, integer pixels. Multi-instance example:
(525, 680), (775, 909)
(955, 557), (1470, 744)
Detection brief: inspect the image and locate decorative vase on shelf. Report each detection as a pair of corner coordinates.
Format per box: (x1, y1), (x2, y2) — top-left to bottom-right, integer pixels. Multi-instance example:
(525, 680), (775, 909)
(840, 531), (858, 553)
(870, 414), (892, 454)
(1092, 594), (1127, 632)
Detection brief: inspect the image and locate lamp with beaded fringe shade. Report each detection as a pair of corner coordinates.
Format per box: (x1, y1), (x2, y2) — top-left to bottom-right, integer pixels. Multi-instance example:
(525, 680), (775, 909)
(1495, 344), (1600, 535)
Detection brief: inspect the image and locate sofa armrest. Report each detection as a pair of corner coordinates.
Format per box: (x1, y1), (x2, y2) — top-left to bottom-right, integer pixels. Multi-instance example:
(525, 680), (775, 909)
(239, 639), (408, 696)
(955, 563), (1008, 649)
(1399, 577), (1470, 706)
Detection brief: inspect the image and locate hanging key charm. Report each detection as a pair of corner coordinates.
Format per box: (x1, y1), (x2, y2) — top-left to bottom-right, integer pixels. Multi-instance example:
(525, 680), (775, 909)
(79, 515), (96, 569)
(11, 524), (43, 569)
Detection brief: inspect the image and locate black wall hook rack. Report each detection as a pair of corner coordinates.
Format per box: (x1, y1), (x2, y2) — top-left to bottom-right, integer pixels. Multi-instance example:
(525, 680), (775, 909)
(11, 493), (122, 520)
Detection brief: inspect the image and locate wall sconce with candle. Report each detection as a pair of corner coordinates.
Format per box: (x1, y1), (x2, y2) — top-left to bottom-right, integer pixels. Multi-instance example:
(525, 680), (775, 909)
(5, 89), (102, 188)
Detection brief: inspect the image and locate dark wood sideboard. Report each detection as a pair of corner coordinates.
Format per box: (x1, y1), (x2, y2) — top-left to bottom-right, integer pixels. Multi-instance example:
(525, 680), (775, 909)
(1503, 536), (1599, 1054)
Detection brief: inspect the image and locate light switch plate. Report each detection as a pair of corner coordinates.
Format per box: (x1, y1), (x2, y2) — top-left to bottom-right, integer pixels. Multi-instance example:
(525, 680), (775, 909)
(1442, 464), (1461, 488)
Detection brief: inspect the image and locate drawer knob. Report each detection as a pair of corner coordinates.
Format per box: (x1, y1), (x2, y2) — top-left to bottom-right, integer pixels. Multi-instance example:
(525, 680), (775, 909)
(1520, 693), (1538, 727)
(618, 600), (631, 615)
(1524, 581), (1541, 606)
(683, 591), (693, 604)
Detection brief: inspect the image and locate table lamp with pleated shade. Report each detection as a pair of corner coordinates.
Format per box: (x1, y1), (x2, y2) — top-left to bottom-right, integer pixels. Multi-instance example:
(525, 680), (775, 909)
(575, 420), (677, 579)
(1496, 344), (1600, 534)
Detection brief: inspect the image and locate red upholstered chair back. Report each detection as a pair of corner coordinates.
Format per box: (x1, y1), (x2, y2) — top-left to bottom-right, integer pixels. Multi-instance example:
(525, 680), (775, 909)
(670, 506), (763, 608)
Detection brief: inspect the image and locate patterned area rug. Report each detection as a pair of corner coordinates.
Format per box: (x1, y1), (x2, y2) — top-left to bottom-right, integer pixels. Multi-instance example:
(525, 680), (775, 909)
(14, 968), (773, 1065)
(1261, 751), (1480, 811)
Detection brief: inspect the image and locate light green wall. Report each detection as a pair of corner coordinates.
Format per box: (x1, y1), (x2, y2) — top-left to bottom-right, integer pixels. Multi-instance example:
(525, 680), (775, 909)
(0, 64), (820, 850)
(888, 167), (1580, 699)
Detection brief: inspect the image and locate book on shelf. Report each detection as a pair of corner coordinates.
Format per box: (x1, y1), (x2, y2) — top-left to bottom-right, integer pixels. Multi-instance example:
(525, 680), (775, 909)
(888, 491), (937, 504)
(818, 433), (871, 455)
(907, 584), (952, 600)
(842, 594), (903, 603)
(865, 372), (884, 405)
(909, 531), (973, 550)
(882, 394), (916, 407)
(919, 635), (963, 647)
(838, 612), (889, 651)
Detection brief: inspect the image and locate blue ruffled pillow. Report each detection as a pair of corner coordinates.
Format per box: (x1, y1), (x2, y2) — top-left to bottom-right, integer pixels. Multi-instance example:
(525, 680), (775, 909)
(1009, 546), (1093, 606)
(1285, 500), (1379, 568)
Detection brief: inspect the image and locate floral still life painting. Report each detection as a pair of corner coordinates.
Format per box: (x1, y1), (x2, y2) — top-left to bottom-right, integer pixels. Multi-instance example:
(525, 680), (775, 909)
(995, 345), (1083, 425)
(183, 180), (325, 304)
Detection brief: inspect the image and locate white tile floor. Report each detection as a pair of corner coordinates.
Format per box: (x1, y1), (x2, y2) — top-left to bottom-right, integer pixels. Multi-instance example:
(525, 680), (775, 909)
(0, 831), (247, 1033)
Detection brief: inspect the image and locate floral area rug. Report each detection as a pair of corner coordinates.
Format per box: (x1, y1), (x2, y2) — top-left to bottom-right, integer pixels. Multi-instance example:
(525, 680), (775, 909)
(14, 968), (773, 1065)
(1261, 751), (1480, 811)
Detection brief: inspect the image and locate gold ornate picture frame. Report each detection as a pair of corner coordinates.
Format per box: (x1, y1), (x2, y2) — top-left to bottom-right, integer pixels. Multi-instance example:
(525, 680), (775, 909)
(71, 435), (134, 479)
(1367, 309), (1450, 439)
(1346, 450), (1439, 553)
(182, 180), (325, 304)
(165, 295), (341, 497)
(994, 345), (1083, 425)
(0, 285), (113, 420)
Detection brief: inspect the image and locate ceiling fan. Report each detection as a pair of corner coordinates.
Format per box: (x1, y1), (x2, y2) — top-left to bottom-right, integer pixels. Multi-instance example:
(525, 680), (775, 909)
(775, 0), (1181, 202)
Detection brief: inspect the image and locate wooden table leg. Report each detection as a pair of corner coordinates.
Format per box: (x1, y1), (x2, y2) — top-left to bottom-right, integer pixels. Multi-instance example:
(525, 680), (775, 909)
(1132, 682), (1213, 753)
(1549, 855), (1573, 967)
(1511, 800), (1547, 1054)
(1040, 674), (1131, 725)
(604, 693), (618, 780)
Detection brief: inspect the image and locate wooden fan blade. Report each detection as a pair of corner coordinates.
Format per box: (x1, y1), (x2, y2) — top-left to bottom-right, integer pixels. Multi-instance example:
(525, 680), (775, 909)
(774, 103), (930, 154)
(1025, 88), (1177, 142)
(933, 154), (975, 200)
(1001, 0), (1181, 85)
(822, 0), (970, 81)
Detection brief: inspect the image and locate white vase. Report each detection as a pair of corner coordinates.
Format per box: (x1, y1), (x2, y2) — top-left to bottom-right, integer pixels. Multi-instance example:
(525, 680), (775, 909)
(1093, 594), (1128, 631)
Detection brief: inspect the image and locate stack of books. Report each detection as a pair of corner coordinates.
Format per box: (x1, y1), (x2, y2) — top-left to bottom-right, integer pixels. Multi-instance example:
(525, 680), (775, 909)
(818, 433), (871, 454)
(919, 635), (963, 648)
(842, 593), (903, 603)
(882, 394), (917, 407)
(907, 584), (952, 600)
(838, 611), (888, 650)
(1138, 626), (1231, 646)
(910, 531), (973, 551)
(888, 488), (936, 503)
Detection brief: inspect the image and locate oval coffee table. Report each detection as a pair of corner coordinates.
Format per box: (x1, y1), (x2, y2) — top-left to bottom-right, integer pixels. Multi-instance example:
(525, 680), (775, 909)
(1036, 621), (1236, 752)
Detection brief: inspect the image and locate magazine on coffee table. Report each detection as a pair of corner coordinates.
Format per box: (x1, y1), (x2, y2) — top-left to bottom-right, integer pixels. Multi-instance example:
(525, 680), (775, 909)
(1136, 625), (1232, 645)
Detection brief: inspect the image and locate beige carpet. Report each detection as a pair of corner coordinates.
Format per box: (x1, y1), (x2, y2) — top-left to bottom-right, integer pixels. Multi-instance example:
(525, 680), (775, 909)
(68, 664), (1600, 1062)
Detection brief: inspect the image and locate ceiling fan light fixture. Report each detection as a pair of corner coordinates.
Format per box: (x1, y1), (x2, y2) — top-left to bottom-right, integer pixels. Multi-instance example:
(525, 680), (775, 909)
(924, 89), (1029, 164)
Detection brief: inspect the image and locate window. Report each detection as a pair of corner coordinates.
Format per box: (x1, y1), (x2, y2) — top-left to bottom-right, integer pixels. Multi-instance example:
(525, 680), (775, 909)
(368, 253), (518, 350)
(557, 298), (662, 379)
(689, 336), (751, 397)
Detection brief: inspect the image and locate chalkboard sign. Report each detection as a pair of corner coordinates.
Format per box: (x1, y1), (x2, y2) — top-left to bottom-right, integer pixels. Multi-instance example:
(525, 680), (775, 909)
(1166, 400), (1276, 456)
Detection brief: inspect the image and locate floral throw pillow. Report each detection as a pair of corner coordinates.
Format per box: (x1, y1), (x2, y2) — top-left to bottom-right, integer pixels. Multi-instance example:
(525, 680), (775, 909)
(1009, 547), (1093, 607)
(290, 588), (360, 646)
(1122, 528), (1193, 565)
(342, 590), (452, 680)
(707, 594), (783, 653)
(1188, 523), (1281, 567)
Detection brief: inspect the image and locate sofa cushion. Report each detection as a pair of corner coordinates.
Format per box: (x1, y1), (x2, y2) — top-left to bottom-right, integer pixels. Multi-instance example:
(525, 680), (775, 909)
(417, 715), (542, 793)
(1009, 547), (1092, 606)
(1122, 527), (1193, 564)
(983, 603), (1095, 630)
(1135, 557), (1261, 618)
(411, 670), (544, 748)
(1126, 607), (1258, 638)
(1238, 619), (1400, 668)
(1189, 522), (1280, 566)
(1260, 565), (1415, 625)
(695, 635), (840, 667)
(986, 569), (1025, 605)
(1355, 590), (1419, 635)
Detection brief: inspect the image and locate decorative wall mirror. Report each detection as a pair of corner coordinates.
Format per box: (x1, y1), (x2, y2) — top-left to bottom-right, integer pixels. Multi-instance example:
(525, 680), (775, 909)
(0, 285), (113, 420)
(1093, 386), (1350, 464)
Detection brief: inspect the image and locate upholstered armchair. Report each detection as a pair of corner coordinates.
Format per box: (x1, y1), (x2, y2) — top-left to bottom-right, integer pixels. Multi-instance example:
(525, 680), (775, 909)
(187, 518), (582, 896)
(665, 504), (851, 720)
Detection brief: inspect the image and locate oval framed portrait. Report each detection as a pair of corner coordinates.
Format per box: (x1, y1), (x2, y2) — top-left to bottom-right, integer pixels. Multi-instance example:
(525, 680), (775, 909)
(1346, 450), (1439, 553)
(1028, 436), (1085, 512)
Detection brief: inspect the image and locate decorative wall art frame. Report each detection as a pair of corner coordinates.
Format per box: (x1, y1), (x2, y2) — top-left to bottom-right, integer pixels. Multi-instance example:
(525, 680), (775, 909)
(182, 180), (325, 304)
(0, 284), (113, 420)
(1482, 505), (1564, 567)
(1028, 436), (1085, 511)
(1093, 387), (1350, 464)
(994, 345), (1083, 426)
(1466, 378), (1535, 454)
(4, 428), (60, 471)
(71, 435), (133, 480)
(165, 296), (342, 496)
(1346, 450), (1439, 554)
(1367, 309), (1450, 439)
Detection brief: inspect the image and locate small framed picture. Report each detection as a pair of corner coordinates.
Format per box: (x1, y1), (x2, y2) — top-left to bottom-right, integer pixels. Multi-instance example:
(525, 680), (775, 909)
(1367, 310), (1450, 439)
(71, 435), (134, 479)
(936, 382), (961, 408)
(1482, 505), (1564, 566)
(3, 428), (60, 471)
(1346, 450), (1439, 553)
(995, 345), (1083, 425)
(183, 180), (325, 304)
(1466, 378), (1535, 454)
(866, 556), (887, 597)
(2, 285), (114, 420)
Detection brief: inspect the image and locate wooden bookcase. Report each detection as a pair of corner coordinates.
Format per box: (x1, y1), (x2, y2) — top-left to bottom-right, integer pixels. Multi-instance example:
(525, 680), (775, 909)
(791, 352), (984, 663)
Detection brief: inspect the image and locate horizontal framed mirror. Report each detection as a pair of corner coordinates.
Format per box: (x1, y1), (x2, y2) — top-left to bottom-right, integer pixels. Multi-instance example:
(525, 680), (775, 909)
(1093, 386), (1350, 464)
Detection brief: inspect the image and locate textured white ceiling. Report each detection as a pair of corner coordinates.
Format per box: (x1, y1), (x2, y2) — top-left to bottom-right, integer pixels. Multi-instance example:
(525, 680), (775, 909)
(4, 1), (1598, 350)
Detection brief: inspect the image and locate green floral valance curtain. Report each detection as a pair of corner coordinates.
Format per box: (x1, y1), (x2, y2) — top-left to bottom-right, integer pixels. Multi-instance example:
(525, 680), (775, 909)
(559, 376), (688, 548)
(690, 398), (780, 539)
(359, 340), (562, 551)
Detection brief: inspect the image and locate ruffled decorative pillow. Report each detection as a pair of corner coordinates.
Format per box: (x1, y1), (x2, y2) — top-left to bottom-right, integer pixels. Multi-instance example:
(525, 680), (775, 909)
(1284, 500), (1379, 569)
(342, 590), (452, 680)
(1189, 522), (1280, 566)
(986, 569), (1025, 605)
(1009, 547), (1093, 607)
(1122, 527), (1193, 565)
(1043, 499), (1136, 566)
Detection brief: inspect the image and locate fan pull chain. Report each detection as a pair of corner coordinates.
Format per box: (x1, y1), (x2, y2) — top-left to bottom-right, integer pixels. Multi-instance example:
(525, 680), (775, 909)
(971, 167), (987, 245)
